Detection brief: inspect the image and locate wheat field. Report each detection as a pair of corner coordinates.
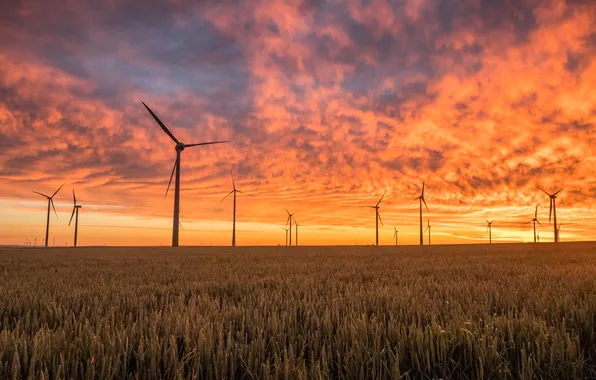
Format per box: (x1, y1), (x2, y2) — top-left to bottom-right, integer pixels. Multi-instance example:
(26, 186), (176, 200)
(1, 243), (596, 379)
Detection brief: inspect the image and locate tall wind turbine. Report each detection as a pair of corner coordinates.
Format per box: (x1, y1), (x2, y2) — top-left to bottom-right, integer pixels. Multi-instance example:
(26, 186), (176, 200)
(33, 184), (64, 247)
(527, 205), (543, 243)
(425, 218), (432, 245)
(393, 226), (399, 246)
(285, 209), (295, 246)
(294, 217), (299, 246)
(416, 181), (429, 246)
(485, 219), (493, 244)
(366, 191), (386, 246)
(69, 190), (83, 247)
(218, 172), (248, 247)
(142, 102), (229, 247)
(536, 186), (564, 243)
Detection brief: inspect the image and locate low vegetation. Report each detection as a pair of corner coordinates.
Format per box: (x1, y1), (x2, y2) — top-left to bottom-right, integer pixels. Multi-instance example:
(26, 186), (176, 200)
(1, 243), (596, 379)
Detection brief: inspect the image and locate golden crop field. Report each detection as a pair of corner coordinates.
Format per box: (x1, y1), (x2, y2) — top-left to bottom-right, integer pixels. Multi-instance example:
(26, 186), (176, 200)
(1, 243), (596, 379)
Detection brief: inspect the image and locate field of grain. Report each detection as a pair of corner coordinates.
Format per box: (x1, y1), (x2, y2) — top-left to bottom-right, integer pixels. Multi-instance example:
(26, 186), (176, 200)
(1, 243), (596, 379)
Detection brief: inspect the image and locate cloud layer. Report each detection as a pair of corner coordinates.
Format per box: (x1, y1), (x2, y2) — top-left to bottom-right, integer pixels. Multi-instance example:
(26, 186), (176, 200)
(1, 0), (595, 245)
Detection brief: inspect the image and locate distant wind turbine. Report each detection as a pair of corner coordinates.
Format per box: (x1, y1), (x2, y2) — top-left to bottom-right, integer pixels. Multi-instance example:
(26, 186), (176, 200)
(485, 219), (493, 244)
(294, 217), (299, 246)
(218, 172), (249, 247)
(281, 227), (289, 246)
(536, 186), (564, 243)
(142, 102), (229, 247)
(365, 191), (386, 246)
(416, 181), (429, 246)
(527, 205), (543, 243)
(393, 226), (399, 246)
(557, 223), (563, 242)
(69, 190), (83, 247)
(425, 218), (432, 245)
(33, 183), (64, 247)
(285, 209), (295, 246)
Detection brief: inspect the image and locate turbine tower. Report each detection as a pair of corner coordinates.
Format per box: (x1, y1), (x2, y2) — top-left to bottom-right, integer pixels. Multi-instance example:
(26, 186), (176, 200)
(218, 172), (248, 247)
(33, 183), (64, 247)
(527, 205), (543, 243)
(366, 191), (386, 246)
(393, 226), (399, 246)
(285, 209), (295, 246)
(536, 186), (564, 243)
(142, 102), (229, 247)
(485, 219), (493, 244)
(69, 190), (83, 247)
(416, 181), (429, 246)
(425, 218), (432, 245)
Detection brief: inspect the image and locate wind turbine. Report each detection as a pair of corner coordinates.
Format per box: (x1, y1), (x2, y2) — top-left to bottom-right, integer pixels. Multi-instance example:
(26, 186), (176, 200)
(33, 184), (64, 247)
(416, 181), (429, 246)
(527, 205), (543, 243)
(294, 217), (299, 246)
(425, 218), (432, 245)
(485, 219), (493, 244)
(142, 102), (229, 247)
(366, 191), (386, 246)
(281, 227), (289, 246)
(69, 190), (83, 247)
(557, 223), (563, 242)
(393, 226), (399, 246)
(285, 209), (295, 246)
(536, 186), (564, 243)
(218, 172), (249, 247)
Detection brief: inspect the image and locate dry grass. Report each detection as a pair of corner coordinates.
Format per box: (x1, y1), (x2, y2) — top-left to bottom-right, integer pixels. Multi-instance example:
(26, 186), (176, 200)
(1, 243), (596, 379)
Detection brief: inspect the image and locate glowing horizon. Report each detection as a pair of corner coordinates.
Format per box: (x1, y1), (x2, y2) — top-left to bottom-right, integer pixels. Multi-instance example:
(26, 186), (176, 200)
(1, 0), (595, 246)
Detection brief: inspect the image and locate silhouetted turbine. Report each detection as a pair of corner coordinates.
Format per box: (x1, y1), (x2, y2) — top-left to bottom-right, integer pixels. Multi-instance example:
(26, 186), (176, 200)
(218, 172), (249, 247)
(294, 217), (299, 246)
(285, 209), (295, 246)
(366, 191), (386, 246)
(69, 190), (83, 247)
(142, 102), (229, 247)
(425, 218), (432, 245)
(536, 185), (564, 243)
(485, 219), (493, 244)
(416, 181), (429, 246)
(557, 223), (563, 242)
(393, 226), (399, 246)
(526, 205), (543, 243)
(281, 227), (289, 246)
(33, 184), (64, 247)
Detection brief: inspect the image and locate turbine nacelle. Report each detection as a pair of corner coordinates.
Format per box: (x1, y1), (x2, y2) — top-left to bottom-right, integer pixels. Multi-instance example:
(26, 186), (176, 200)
(176, 142), (185, 152)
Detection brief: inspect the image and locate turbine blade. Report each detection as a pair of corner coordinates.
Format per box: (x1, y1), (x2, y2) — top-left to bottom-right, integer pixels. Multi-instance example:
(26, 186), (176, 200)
(33, 191), (49, 198)
(51, 199), (58, 219)
(422, 198), (429, 212)
(536, 185), (550, 196)
(535, 205), (538, 219)
(165, 158), (177, 199)
(69, 207), (75, 226)
(376, 190), (387, 207)
(554, 187), (565, 196)
(217, 190), (234, 206)
(72, 189), (76, 205)
(377, 211), (383, 226)
(184, 141), (230, 147)
(537, 220), (544, 227)
(142, 102), (179, 143)
(231, 171), (236, 190)
(51, 183), (64, 198)
(549, 198), (553, 223)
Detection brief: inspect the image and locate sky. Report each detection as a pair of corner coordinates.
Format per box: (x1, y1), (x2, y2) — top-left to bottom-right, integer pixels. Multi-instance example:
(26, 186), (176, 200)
(0, 0), (595, 246)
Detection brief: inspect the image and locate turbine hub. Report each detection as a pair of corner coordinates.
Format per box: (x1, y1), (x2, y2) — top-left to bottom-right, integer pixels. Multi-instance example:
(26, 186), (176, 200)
(175, 143), (185, 152)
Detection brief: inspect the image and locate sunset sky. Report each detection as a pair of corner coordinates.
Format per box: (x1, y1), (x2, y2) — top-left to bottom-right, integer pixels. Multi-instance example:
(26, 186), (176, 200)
(1, 0), (595, 246)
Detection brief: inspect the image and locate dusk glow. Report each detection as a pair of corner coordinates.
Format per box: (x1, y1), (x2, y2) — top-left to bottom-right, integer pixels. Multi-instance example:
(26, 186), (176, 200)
(1, 0), (595, 246)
